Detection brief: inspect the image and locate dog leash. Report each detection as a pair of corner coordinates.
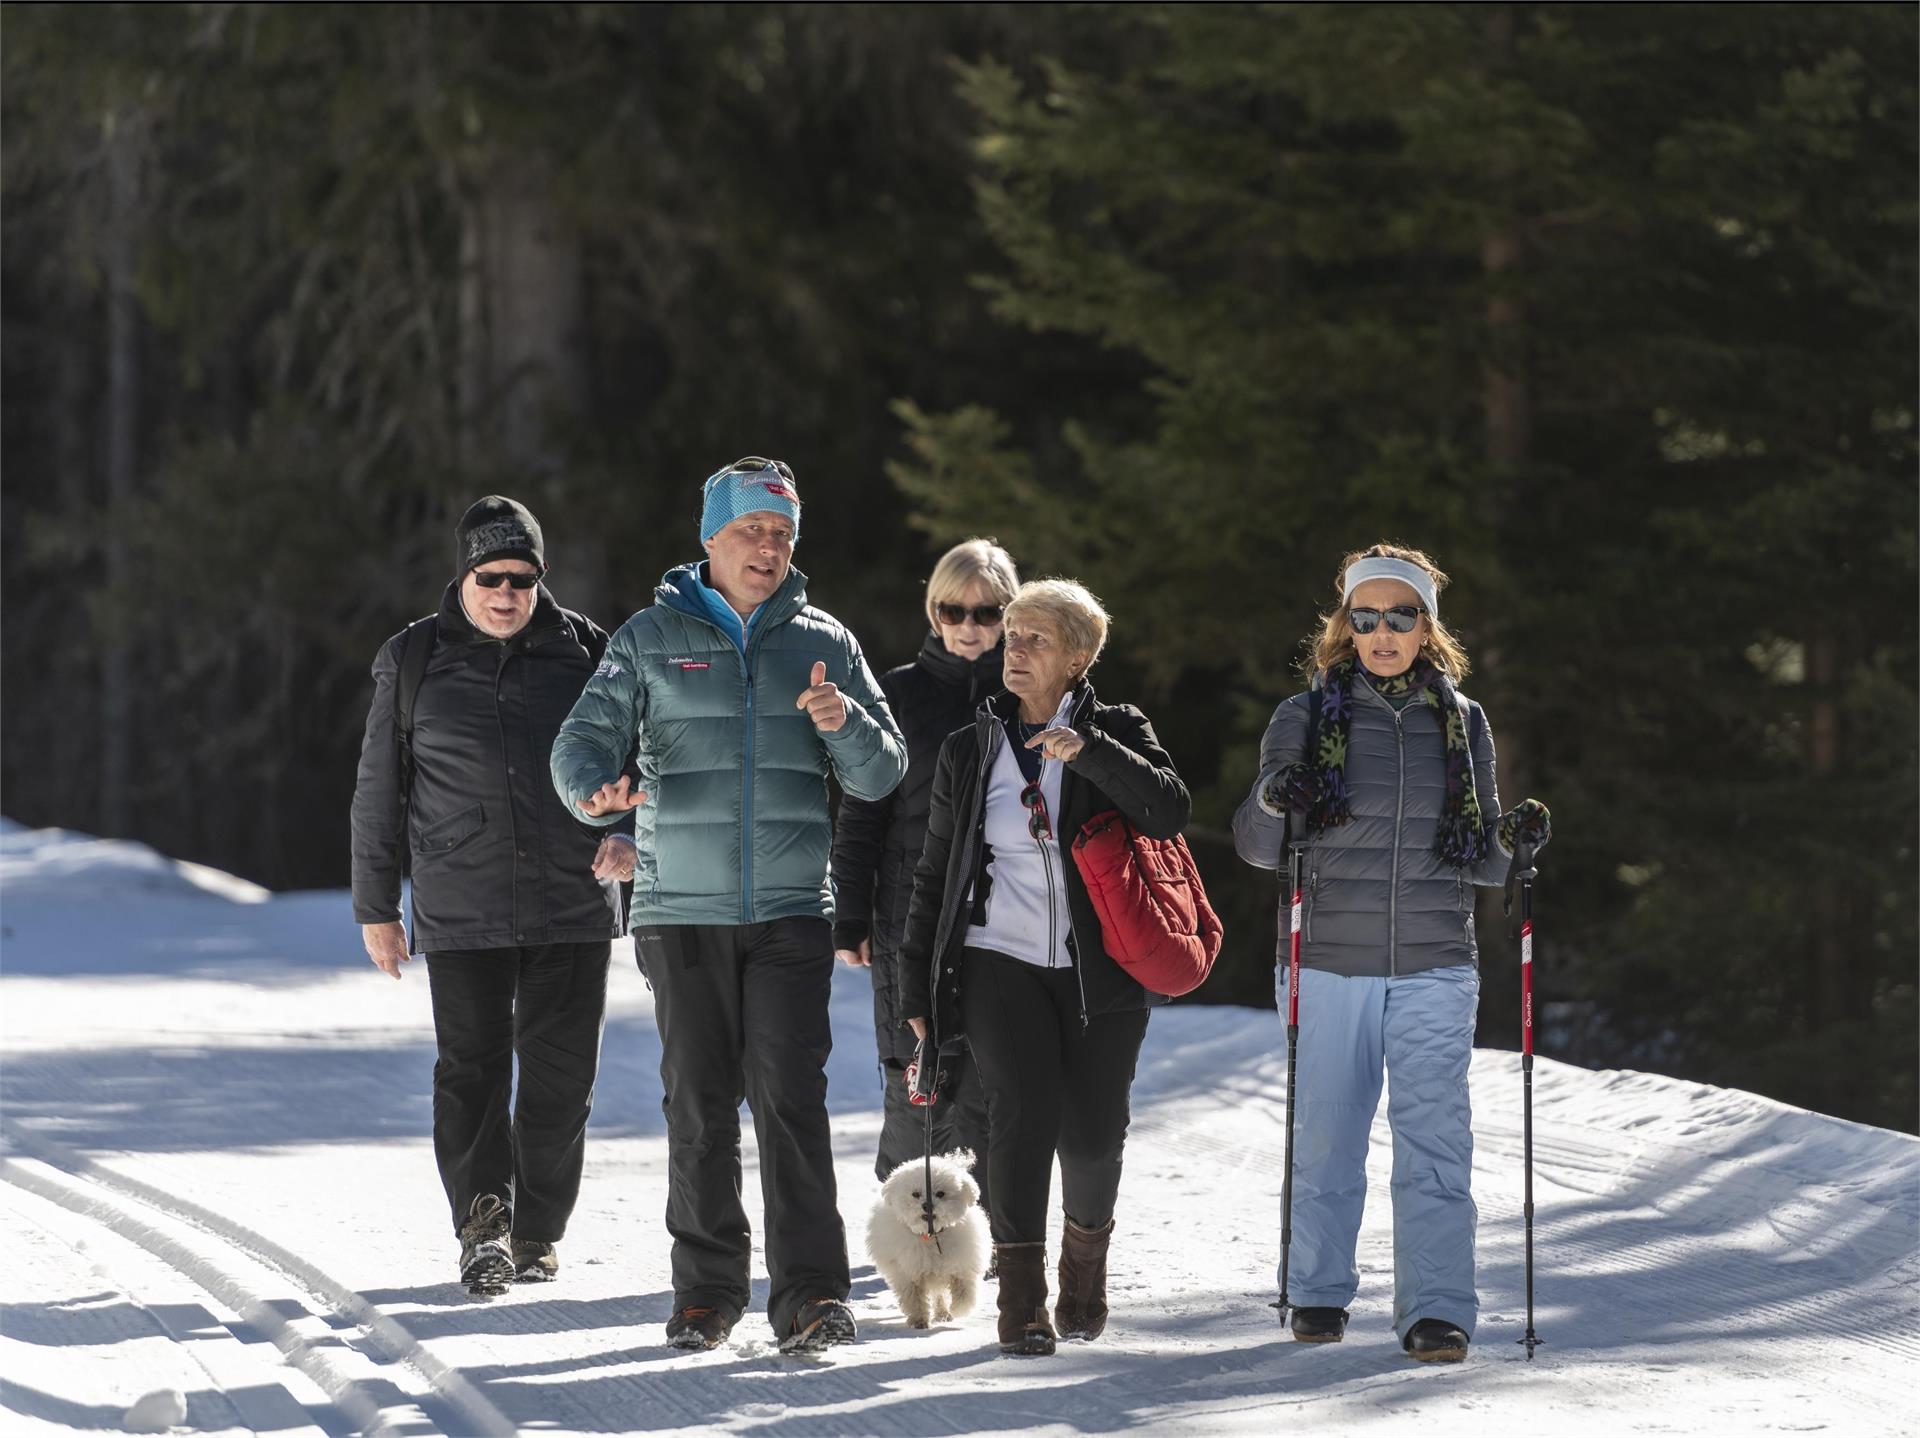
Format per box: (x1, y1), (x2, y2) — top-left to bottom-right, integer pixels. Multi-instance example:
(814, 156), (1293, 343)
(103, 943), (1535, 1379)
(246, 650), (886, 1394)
(910, 1035), (941, 1250)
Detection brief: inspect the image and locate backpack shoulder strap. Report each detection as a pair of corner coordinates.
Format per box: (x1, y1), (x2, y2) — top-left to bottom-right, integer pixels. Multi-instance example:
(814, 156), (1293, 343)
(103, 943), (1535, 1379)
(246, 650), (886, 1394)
(393, 615), (436, 797)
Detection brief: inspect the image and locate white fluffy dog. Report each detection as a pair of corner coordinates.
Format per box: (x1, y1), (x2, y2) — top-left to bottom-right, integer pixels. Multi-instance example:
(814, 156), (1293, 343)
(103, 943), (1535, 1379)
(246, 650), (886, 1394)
(867, 1149), (990, 1328)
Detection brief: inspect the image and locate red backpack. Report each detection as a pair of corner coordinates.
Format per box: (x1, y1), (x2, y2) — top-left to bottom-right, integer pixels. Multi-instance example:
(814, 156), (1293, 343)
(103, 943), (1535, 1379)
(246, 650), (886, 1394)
(1070, 810), (1224, 997)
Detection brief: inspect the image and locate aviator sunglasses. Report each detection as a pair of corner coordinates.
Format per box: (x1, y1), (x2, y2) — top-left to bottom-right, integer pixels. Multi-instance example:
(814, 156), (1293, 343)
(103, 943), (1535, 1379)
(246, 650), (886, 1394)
(1347, 604), (1424, 635)
(1019, 779), (1053, 841)
(935, 602), (1005, 627)
(472, 570), (540, 590)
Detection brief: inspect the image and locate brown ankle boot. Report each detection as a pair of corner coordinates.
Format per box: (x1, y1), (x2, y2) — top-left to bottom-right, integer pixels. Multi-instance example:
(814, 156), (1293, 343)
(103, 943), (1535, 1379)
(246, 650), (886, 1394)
(994, 1242), (1057, 1356)
(1056, 1216), (1114, 1339)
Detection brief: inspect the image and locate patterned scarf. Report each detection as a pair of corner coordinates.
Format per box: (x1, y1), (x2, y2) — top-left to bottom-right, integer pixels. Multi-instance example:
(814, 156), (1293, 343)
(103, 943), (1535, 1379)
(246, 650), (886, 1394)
(1303, 656), (1489, 867)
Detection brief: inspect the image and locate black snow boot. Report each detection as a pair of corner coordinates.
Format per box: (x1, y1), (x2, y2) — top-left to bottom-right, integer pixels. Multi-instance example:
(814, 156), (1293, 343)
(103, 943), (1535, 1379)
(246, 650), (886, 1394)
(1289, 1306), (1349, 1343)
(1404, 1317), (1470, 1362)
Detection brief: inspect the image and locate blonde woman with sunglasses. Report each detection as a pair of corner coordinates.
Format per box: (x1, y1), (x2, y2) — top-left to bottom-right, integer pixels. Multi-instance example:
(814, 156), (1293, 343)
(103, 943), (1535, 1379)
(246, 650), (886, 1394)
(831, 539), (1020, 1198)
(897, 578), (1192, 1358)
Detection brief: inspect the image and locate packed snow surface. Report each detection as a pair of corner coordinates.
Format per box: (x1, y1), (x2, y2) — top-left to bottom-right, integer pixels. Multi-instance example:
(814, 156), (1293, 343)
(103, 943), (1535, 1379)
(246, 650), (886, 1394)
(2, 821), (1915, 1435)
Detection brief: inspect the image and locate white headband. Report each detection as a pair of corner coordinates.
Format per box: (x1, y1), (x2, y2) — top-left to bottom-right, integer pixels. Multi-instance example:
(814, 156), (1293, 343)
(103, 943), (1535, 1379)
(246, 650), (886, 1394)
(1341, 556), (1439, 617)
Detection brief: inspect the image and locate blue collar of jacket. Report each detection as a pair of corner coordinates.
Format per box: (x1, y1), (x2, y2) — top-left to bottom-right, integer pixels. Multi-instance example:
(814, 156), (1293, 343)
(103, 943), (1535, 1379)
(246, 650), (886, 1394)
(657, 561), (809, 650)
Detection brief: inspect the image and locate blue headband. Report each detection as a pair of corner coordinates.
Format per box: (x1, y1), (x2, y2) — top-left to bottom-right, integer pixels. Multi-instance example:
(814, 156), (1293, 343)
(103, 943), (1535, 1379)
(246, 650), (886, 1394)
(700, 457), (802, 545)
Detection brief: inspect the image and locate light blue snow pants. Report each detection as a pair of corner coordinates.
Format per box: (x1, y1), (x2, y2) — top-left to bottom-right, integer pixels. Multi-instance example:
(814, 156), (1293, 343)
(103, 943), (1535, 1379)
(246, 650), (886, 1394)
(1281, 963), (1479, 1338)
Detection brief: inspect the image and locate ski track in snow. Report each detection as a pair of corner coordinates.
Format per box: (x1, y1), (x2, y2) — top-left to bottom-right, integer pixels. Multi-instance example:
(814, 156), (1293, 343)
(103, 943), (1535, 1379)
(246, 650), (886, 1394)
(1, 821), (1916, 1437)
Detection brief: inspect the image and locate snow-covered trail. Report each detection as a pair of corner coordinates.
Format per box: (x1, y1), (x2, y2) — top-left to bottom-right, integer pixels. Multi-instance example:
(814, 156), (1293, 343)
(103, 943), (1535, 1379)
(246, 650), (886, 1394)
(2, 823), (1916, 1436)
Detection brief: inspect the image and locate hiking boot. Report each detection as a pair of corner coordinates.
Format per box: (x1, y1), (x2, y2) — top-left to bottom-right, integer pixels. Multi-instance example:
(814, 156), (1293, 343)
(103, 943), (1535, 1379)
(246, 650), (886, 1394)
(780, 1297), (858, 1354)
(511, 1240), (558, 1283)
(457, 1194), (514, 1293)
(1055, 1216), (1113, 1340)
(665, 1305), (734, 1350)
(994, 1242), (1056, 1356)
(1404, 1317), (1470, 1363)
(1289, 1306), (1349, 1343)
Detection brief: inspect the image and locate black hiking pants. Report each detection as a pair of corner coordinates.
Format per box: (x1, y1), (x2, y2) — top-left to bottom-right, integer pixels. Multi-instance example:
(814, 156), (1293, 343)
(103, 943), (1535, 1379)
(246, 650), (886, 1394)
(960, 946), (1149, 1245)
(424, 941), (612, 1242)
(635, 916), (850, 1336)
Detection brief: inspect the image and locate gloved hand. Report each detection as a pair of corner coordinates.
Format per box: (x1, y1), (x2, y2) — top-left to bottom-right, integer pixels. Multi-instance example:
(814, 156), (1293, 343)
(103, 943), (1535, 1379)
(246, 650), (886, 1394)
(1498, 798), (1552, 853)
(1260, 762), (1320, 818)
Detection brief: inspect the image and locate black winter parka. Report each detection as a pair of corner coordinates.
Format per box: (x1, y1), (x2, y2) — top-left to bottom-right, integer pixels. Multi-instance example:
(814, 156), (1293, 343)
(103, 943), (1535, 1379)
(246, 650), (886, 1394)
(896, 680), (1191, 1048)
(831, 631), (1003, 1065)
(350, 582), (630, 953)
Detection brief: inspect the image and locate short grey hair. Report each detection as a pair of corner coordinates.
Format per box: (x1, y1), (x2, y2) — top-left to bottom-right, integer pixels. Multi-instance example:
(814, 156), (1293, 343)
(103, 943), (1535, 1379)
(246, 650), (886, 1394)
(1003, 578), (1110, 671)
(925, 538), (1020, 629)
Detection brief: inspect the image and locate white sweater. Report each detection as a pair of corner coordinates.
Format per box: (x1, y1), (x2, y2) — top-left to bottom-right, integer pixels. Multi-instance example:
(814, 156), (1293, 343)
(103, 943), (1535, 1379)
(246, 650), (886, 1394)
(964, 709), (1074, 970)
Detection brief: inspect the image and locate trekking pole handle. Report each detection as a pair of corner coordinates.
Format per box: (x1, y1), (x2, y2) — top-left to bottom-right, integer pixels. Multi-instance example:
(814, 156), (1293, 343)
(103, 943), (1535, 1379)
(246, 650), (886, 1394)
(1517, 840), (1536, 1058)
(1285, 844), (1304, 1029)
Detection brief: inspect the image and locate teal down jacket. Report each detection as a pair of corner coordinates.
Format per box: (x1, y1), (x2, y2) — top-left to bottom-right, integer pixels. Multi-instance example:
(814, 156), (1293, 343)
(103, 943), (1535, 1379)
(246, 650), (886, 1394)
(550, 562), (907, 927)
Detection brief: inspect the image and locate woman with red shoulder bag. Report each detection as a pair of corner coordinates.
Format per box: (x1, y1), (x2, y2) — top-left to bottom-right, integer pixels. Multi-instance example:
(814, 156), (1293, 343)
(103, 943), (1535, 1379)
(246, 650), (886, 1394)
(898, 579), (1191, 1357)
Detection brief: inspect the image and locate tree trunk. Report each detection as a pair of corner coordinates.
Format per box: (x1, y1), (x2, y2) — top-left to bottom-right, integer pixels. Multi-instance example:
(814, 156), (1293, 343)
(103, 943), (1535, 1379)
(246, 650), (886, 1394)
(52, 282), (95, 816)
(1806, 628), (1850, 1030)
(101, 104), (144, 836)
(457, 154), (606, 618)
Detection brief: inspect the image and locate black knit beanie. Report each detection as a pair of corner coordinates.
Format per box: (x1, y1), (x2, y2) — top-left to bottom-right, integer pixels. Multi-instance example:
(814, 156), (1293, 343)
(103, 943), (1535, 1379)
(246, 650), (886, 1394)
(455, 496), (546, 578)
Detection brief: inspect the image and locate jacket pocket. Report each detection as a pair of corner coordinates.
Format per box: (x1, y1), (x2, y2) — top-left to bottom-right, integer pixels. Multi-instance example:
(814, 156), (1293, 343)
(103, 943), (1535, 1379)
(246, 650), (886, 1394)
(1457, 874), (1473, 944)
(417, 803), (484, 858)
(1304, 866), (1318, 942)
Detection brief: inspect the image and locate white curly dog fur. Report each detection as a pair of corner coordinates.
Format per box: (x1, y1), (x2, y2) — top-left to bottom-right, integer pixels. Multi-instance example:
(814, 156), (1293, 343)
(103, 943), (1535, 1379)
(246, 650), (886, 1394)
(867, 1149), (990, 1328)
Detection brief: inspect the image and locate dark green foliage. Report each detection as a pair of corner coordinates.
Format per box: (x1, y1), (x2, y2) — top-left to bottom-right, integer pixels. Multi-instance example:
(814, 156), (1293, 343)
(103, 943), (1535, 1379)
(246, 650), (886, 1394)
(889, 3), (1917, 1131)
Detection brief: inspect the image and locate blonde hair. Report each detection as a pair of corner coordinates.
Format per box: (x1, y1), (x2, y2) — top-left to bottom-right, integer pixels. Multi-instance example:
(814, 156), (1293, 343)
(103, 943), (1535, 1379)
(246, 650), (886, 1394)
(1307, 542), (1472, 680)
(925, 538), (1021, 630)
(1003, 578), (1110, 672)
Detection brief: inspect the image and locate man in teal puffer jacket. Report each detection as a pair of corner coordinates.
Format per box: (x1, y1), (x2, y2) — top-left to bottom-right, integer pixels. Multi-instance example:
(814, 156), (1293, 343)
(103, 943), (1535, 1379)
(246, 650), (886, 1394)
(551, 457), (906, 1354)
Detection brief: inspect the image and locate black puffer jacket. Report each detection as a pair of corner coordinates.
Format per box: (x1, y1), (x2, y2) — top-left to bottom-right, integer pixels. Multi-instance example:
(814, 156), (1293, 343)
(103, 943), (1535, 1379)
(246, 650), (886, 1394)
(897, 680), (1191, 1047)
(350, 581), (630, 953)
(831, 632), (1002, 1064)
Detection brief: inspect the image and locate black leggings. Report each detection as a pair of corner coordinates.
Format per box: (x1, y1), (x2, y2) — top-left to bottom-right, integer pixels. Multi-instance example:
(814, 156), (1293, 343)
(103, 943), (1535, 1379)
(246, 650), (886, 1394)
(959, 946), (1149, 1244)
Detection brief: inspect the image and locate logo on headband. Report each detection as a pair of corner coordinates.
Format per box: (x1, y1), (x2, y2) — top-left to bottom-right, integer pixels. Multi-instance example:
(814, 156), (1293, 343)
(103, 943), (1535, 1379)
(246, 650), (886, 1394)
(754, 478), (796, 502)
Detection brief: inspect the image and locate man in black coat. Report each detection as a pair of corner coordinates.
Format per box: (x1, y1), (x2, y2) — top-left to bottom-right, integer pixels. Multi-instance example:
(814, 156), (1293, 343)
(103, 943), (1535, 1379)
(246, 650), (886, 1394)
(350, 496), (633, 1293)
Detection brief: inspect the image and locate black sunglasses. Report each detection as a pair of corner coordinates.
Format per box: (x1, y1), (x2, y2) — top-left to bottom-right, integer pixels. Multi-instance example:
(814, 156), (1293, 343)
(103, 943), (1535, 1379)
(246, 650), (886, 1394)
(1348, 604), (1424, 635)
(1019, 779), (1052, 841)
(935, 602), (1004, 627)
(472, 570), (540, 590)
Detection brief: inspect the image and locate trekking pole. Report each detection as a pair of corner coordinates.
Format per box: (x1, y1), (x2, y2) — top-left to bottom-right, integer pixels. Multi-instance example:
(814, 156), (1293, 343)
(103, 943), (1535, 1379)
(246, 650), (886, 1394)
(1514, 840), (1544, 1358)
(1277, 839), (1304, 1324)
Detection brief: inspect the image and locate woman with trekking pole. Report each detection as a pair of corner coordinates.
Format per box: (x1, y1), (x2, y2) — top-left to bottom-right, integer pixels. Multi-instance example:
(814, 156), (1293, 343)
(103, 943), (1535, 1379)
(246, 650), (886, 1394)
(1231, 542), (1550, 1364)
